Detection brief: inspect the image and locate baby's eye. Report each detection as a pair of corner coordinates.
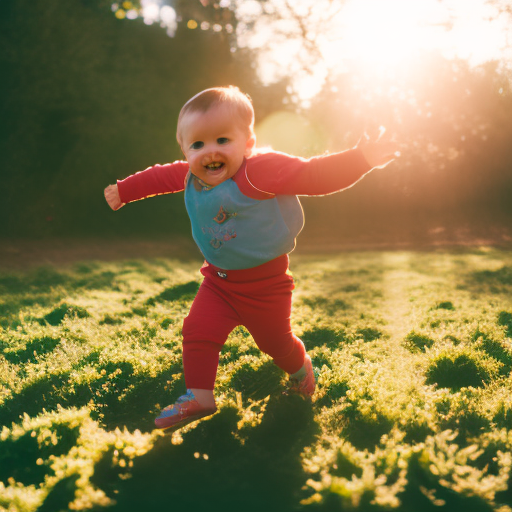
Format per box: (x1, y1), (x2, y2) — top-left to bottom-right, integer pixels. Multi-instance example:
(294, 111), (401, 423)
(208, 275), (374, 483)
(217, 137), (229, 145)
(190, 141), (204, 150)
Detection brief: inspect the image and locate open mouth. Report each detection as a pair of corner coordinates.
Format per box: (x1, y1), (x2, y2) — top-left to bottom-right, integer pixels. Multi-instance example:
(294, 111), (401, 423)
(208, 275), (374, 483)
(205, 162), (225, 172)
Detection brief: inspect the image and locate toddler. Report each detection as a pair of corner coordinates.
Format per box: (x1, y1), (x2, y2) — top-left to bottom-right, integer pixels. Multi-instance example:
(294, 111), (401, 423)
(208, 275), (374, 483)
(104, 86), (398, 430)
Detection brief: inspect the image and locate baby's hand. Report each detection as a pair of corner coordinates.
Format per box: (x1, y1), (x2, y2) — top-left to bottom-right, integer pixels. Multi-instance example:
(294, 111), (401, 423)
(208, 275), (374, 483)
(357, 127), (400, 169)
(104, 184), (125, 211)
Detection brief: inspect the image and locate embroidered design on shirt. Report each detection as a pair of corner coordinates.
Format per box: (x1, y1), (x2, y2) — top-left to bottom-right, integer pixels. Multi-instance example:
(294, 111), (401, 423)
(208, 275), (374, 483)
(213, 206), (237, 224)
(202, 206), (238, 249)
(202, 224), (237, 249)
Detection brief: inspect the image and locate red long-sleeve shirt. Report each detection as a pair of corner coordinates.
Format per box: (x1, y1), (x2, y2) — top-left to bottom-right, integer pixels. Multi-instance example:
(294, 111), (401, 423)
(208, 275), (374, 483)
(117, 148), (372, 203)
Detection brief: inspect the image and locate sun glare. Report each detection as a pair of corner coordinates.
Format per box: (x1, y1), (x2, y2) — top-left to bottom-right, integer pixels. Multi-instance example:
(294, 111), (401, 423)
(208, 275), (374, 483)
(235, 0), (510, 103)
(327, 0), (508, 75)
(328, 0), (447, 70)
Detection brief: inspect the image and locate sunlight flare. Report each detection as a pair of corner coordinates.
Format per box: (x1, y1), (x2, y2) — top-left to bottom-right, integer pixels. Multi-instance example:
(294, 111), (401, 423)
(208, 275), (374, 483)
(330, 0), (509, 70)
(234, 0), (511, 103)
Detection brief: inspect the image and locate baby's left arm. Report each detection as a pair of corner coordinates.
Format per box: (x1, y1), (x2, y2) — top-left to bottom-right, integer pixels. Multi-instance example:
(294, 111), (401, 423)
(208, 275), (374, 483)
(245, 148), (371, 197)
(245, 130), (400, 197)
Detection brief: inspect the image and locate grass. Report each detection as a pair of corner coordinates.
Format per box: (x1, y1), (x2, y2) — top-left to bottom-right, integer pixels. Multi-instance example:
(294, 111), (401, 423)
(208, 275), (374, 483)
(1, 247), (512, 511)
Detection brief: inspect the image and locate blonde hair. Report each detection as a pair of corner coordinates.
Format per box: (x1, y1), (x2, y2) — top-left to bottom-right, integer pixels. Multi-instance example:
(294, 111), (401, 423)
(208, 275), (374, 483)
(176, 86), (255, 146)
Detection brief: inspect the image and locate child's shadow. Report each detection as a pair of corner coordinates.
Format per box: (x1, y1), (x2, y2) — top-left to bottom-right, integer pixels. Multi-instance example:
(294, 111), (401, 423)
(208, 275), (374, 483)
(93, 393), (318, 512)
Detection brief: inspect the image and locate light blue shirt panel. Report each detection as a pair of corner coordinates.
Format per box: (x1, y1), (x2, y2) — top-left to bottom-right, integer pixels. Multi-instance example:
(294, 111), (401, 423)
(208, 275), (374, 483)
(185, 177), (304, 270)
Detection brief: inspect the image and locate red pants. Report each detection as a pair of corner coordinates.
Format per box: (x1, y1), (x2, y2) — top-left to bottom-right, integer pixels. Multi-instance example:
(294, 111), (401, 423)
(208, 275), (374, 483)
(181, 255), (306, 390)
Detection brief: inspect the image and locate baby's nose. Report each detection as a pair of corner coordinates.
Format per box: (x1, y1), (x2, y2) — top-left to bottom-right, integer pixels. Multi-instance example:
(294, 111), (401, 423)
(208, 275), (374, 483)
(201, 151), (222, 165)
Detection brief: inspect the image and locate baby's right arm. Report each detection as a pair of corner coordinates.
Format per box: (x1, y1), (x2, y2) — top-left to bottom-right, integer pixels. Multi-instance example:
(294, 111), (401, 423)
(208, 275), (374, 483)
(104, 161), (190, 211)
(104, 184), (125, 211)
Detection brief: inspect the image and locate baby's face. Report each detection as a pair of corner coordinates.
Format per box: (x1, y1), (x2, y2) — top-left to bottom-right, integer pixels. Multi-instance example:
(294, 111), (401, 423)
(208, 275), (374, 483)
(179, 105), (255, 187)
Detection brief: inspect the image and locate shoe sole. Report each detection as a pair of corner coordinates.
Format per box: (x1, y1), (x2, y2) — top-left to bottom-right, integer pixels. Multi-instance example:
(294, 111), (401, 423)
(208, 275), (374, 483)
(155, 408), (217, 432)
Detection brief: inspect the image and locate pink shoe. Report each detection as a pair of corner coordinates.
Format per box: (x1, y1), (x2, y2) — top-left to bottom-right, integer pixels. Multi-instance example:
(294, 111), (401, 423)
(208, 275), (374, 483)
(155, 390), (217, 430)
(288, 354), (316, 399)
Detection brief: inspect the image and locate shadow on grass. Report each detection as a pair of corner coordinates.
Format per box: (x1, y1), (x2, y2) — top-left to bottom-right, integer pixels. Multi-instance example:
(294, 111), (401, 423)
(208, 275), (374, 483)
(145, 281), (200, 306)
(0, 431), (52, 486)
(98, 394), (318, 512)
(0, 423), (81, 486)
(301, 326), (348, 349)
(98, 367), (186, 432)
(219, 340), (261, 364)
(301, 326), (383, 349)
(36, 302), (90, 325)
(425, 349), (497, 391)
(1, 372), (73, 426)
(301, 296), (350, 316)
(498, 310), (512, 337)
(0, 267), (69, 294)
(229, 360), (284, 404)
(306, 445), (498, 512)
(0, 265), (122, 296)
(463, 265), (512, 294)
(0, 363), (184, 433)
(396, 454), (496, 512)
(1, 336), (61, 364)
(315, 380), (350, 408)
(0, 265), (120, 327)
(404, 331), (435, 353)
(38, 474), (81, 512)
(477, 337), (512, 375)
(342, 401), (394, 451)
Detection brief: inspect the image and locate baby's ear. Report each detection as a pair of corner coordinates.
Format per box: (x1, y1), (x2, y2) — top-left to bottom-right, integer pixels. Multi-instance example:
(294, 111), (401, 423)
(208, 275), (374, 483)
(245, 135), (256, 156)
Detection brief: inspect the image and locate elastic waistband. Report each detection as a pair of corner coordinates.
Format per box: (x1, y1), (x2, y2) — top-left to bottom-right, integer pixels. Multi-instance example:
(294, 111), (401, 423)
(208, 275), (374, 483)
(202, 254), (289, 282)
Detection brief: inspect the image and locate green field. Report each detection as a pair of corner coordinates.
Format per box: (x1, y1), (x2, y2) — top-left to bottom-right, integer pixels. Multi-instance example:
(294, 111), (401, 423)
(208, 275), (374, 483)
(2, 248), (512, 511)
